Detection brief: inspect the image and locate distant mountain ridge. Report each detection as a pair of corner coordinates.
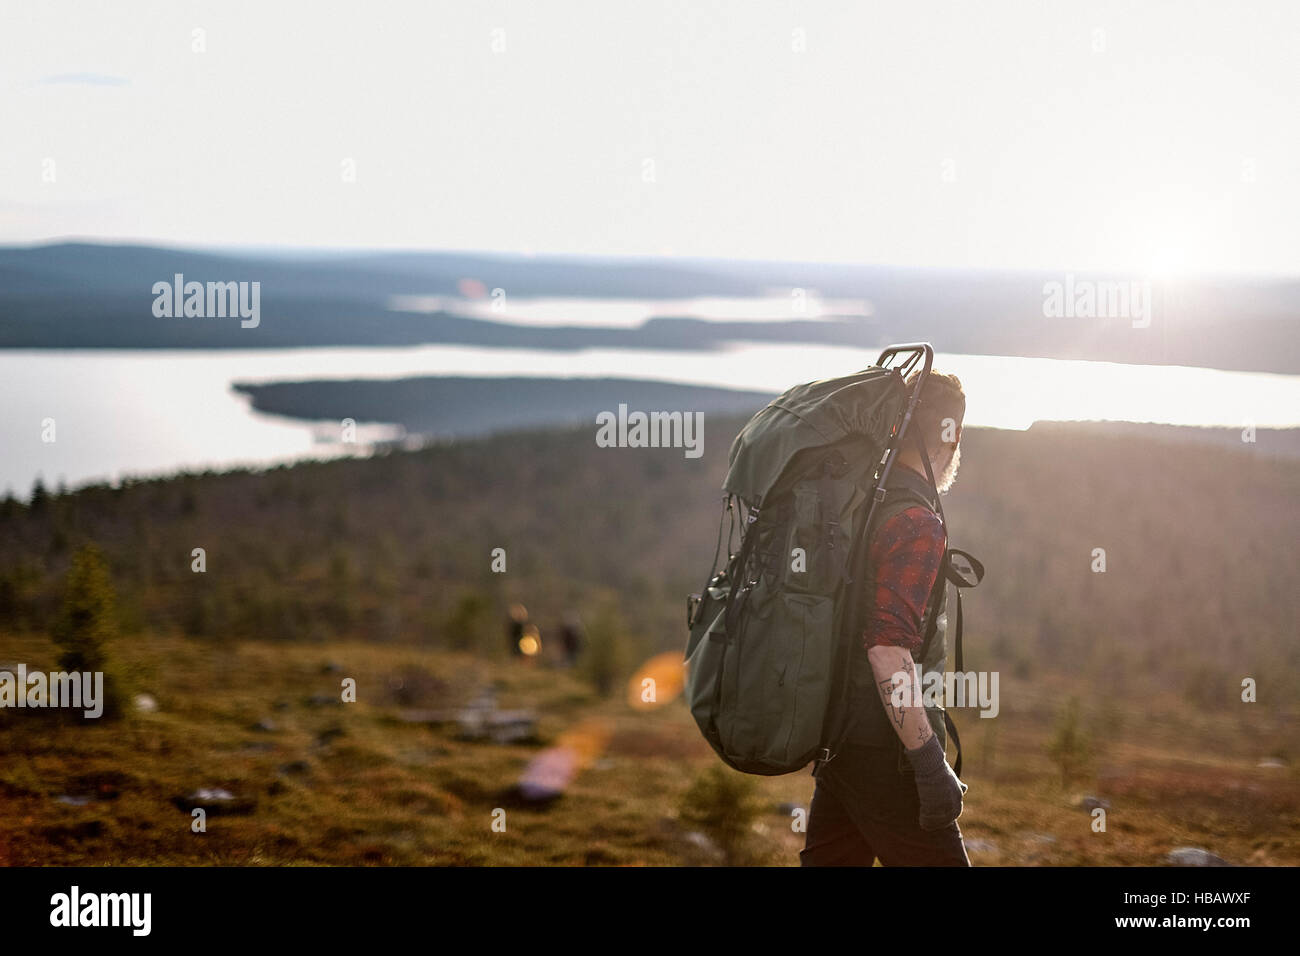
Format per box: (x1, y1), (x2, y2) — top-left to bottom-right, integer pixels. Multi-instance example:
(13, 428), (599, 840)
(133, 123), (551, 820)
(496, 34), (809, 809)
(1, 241), (1296, 373)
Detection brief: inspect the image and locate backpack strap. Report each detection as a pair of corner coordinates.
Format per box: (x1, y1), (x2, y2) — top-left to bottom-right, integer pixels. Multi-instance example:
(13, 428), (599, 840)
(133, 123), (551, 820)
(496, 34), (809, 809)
(912, 429), (968, 780)
(812, 470), (939, 777)
(818, 452), (847, 583)
(944, 711), (963, 778)
(942, 548), (984, 673)
(815, 428), (978, 779)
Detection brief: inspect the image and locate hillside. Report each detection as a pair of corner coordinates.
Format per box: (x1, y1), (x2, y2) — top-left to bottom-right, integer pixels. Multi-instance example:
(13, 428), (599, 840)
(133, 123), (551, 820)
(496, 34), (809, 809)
(1, 418), (1297, 865)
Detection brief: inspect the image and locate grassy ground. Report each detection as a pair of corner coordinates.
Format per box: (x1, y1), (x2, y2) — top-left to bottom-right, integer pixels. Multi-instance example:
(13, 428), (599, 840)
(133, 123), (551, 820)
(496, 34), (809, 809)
(2, 630), (1295, 866)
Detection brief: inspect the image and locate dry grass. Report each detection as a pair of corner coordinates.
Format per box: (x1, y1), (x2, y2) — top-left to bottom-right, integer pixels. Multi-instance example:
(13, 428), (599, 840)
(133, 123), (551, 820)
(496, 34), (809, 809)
(2, 631), (1296, 866)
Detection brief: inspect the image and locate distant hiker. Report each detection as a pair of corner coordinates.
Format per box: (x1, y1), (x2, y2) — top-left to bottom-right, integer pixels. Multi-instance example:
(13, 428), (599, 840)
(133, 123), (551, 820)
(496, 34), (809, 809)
(558, 614), (583, 667)
(507, 604), (528, 657)
(800, 370), (971, 866)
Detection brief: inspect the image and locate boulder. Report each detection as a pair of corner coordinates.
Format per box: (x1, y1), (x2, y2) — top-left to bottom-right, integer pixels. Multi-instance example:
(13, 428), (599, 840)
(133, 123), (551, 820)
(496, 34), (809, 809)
(1166, 846), (1231, 867)
(172, 787), (256, 816)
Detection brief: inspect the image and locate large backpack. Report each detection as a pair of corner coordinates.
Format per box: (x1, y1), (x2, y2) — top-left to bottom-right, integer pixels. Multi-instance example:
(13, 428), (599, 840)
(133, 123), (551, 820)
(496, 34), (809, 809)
(683, 344), (981, 776)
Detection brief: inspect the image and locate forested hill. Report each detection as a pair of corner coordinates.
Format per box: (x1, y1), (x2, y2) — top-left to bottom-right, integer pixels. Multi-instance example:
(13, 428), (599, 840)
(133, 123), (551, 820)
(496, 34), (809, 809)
(1, 418), (1296, 708)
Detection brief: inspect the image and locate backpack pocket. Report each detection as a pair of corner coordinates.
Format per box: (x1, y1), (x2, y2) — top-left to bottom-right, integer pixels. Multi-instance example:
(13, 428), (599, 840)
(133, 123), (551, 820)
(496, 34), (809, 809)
(684, 596), (728, 742)
(685, 575), (728, 663)
(767, 592), (835, 767)
(720, 587), (834, 771)
(785, 483), (852, 596)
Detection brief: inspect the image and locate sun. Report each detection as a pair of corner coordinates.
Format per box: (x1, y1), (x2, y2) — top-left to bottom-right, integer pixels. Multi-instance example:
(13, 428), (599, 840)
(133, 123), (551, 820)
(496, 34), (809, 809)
(1145, 246), (1189, 279)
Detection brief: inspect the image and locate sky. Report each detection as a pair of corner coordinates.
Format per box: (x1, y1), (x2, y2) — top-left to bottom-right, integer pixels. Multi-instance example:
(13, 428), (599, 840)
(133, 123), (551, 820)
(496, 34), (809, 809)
(2, 0), (1298, 275)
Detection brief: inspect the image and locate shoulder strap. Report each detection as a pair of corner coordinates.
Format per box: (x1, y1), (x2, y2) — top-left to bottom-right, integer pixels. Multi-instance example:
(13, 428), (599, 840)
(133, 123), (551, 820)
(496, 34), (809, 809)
(912, 428), (966, 779)
(814, 449), (943, 777)
(815, 428), (963, 779)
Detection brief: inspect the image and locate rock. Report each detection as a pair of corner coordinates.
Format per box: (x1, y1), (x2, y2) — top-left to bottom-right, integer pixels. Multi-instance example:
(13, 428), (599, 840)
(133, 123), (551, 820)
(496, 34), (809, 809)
(517, 747), (577, 803)
(398, 697), (537, 745)
(251, 718), (278, 733)
(173, 787), (256, 816)
(133, 694), (158, 713)
(1073, 793), (1111, 812)
(1166, 846), (1231, 867)
(486, 711), (539, 745)
(456, 708), (538, 744)
(683, 830), (725, 863)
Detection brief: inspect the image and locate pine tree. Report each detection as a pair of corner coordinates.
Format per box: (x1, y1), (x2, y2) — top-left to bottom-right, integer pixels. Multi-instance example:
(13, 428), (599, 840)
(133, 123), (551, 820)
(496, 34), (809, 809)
(1045, 696), (1093, 788)
(51, 544), (124, 718)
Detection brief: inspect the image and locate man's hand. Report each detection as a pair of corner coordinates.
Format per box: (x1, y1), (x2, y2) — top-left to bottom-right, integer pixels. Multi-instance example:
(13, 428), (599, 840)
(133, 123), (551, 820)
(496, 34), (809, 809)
(905, 735), (967, 831)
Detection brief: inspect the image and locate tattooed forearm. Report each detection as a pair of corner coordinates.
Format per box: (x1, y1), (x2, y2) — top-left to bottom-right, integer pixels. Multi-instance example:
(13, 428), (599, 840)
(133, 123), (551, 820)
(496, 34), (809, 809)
(867, 644), (933, 751)
(878, 678), (906, 729)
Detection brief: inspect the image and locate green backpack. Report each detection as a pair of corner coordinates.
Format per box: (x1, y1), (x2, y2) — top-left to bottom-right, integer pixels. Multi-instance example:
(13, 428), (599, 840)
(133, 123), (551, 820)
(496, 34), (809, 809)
(684, 344), (974, 776)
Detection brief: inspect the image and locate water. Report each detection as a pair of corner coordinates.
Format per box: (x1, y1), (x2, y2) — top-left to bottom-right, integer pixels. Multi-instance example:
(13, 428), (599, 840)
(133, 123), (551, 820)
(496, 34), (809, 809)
(388, 292), (873, 326)
(1, 343), (1296, 497)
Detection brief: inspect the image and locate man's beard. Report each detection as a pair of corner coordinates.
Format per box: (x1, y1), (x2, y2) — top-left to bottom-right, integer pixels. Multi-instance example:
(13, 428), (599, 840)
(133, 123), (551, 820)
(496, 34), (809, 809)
(932, 443), (961, 494)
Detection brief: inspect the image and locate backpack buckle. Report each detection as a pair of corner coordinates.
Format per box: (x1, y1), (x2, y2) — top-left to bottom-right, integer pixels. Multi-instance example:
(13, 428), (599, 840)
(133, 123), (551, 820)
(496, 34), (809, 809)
(811, 747), (834, 777)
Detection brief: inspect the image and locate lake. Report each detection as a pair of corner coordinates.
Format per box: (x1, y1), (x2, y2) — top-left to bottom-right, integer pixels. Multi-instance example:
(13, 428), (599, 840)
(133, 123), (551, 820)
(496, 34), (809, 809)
(3, 343), (1297, 497)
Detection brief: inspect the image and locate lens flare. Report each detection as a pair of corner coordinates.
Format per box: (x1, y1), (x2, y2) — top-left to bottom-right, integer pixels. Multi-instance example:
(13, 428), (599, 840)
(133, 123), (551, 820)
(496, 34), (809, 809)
(627, 651), (686, 710)
(519, 623), (541, 656)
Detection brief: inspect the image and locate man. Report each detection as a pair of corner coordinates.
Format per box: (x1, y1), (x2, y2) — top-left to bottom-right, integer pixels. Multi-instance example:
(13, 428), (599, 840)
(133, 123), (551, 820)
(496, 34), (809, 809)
(800, 370), (970, 866)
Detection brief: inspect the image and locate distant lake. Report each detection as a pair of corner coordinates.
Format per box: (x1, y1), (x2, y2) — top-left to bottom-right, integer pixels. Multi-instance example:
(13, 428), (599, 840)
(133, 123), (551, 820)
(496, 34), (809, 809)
(388, 292), (873, 327)
(2, 344), (1297, 497)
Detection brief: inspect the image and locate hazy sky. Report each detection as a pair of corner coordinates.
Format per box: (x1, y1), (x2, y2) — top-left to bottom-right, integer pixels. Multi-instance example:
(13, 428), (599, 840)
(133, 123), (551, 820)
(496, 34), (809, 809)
(3, 1), (1297, 275)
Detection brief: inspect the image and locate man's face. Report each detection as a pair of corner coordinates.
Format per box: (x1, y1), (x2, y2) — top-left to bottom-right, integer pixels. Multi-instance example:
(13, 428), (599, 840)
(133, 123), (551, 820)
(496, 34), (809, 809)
(931, 422), (962, 493)
(934, 442), (961, 493)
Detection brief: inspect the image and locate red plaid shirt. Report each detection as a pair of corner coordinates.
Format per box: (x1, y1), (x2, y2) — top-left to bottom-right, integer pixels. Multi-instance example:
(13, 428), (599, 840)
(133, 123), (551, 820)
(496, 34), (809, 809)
(862, 502), (946, 653)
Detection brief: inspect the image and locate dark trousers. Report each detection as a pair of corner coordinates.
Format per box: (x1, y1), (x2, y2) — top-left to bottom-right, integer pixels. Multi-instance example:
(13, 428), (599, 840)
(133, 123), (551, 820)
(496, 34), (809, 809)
(800, 743), (970, 867)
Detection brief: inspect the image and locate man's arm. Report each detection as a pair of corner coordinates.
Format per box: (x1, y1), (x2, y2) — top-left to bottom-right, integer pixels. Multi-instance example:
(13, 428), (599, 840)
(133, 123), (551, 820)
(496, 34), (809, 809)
(862, 505), (966, 831)
(868, 644), (934, 749)
(862, 505), (945, 752)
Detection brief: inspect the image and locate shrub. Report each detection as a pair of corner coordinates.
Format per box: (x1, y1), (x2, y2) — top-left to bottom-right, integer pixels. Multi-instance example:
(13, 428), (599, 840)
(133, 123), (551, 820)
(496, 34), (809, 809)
(677, 764), (765, 864)
(51, 544), (127, 720)
(1045, 696), (1093, 788)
